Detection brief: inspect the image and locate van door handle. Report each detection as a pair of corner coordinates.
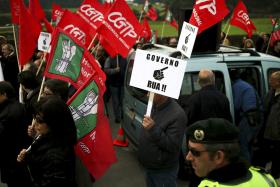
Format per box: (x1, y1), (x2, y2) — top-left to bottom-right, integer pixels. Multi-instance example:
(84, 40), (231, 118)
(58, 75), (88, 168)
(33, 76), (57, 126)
(127, 108), (135, 120)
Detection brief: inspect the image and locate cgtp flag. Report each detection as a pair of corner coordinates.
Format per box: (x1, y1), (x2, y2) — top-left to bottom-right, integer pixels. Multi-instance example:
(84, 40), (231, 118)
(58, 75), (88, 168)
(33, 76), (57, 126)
(189, 0), (229, 34)
(51, 3), (64, 23)
(165, 8), (178, 30)
(271, 20), (280, 47)
(145, 5), (158, 21)
(67, 78), (116, 180)
(140, 18), (152, 43)
(98, 0), (142, 58)
(230, 0), (256, 38)
(77, 0), (106, 31)
(10, 0), (20, 24)
(29, 0), (45, 22)
(19, 0), (41, 66)
(45, 28), (102, 89)
(99, 36), (118, 57)
(57, 10), (95, 49)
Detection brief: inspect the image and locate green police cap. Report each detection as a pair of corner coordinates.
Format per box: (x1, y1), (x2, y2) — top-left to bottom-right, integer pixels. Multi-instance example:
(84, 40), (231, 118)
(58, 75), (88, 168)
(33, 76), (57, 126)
(186, 118), (239, 144)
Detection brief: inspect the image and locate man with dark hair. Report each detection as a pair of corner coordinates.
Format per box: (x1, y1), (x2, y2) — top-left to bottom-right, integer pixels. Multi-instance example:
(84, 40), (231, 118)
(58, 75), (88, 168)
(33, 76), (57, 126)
(42, 79), (69, 102)
(0, 43), (19, 92)
(0, 81), (31, 187)
(18, 70), (40, 124)
(185, 118), (277, 187)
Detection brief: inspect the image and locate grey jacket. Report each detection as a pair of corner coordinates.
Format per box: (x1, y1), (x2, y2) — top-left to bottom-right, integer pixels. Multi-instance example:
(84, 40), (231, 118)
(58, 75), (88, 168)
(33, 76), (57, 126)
(138, 98), (187, 169)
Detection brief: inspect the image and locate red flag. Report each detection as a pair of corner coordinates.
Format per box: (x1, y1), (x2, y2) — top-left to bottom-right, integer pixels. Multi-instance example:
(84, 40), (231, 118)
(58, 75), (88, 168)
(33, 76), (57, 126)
(43, 18), (53, 33)
(44, 28), (102, 89)
(165, 9), (178, 30)
(77, 0), (106, 31)
(57, 10), (95, 49)
(10, 0), (20, 24)
(51, 3), (64, 21)
(145, 6), (158, 21)
(99, 36), (118, 57)
(67, 73), (116, 180)
(29, 0), (45, 22)
(140, 18), (152, 43)
(19, 0), (41, 66)
(98, 0), (142, 58)
(230, 0), (256, 38)
(189, 0), (229, 34)
(271, 20), (280, 46)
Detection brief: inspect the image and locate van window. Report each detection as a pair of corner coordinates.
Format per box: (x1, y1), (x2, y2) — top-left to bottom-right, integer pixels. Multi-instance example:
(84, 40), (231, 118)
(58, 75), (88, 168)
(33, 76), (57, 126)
(180, 71), (225, 96)
(125, 59), (148, 104)
(267, 68), (280, 89)
(229, 67), (262, 96)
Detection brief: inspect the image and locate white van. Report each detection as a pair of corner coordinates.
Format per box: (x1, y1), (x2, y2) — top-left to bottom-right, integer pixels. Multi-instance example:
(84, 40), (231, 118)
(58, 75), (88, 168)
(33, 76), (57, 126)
(122, 44), (280, 177)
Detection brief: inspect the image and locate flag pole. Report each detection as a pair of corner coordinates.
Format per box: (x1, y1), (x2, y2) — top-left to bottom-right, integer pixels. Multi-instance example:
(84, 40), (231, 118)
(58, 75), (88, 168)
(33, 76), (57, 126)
(161, 21), (166, 40)
(87, 33), (98, 51)
(139, 10), (144, 23)
(223, 24), (231, 45)
(222, 18), (230, 32)
(12, 24), (24, 103)
(12, 24), (20, 72)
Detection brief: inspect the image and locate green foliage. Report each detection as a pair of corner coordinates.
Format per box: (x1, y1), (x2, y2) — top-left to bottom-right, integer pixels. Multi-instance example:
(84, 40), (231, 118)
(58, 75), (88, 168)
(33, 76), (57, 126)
(221, 18), (273, 36)
(149, 21), (178, 37)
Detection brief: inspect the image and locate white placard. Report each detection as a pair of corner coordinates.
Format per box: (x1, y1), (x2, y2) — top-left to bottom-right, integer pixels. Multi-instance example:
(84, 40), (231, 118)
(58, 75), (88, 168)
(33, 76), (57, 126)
(129, 49), (187, 99)
(38, 32), (51, 52)
(177, 22), (198, 58)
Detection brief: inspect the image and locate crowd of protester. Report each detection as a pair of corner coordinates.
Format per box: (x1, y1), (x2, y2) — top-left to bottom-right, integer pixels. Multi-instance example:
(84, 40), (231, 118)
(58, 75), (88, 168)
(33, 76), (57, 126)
(0, 30), (280, 187)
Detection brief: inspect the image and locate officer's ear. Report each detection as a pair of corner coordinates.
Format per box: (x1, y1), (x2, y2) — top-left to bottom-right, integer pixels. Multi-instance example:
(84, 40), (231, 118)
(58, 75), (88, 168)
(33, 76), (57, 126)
(213, 150), (226, 166)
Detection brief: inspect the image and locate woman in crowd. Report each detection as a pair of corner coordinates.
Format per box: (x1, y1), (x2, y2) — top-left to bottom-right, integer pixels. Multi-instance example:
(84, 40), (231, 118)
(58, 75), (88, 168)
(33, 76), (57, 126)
(17, 96), (77, 187)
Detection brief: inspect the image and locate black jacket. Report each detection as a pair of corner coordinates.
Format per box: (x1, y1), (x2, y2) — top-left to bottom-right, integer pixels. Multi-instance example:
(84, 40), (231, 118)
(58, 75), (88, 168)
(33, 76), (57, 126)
(138, 98), (187, 169)
(0, 99), (30, 184)
(184, 85), (232, 126)
(26, 134), (77, 187)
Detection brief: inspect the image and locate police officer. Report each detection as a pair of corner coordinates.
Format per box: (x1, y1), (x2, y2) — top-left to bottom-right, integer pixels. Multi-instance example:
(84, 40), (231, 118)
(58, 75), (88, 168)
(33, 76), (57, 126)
(185, 118), (278, 187)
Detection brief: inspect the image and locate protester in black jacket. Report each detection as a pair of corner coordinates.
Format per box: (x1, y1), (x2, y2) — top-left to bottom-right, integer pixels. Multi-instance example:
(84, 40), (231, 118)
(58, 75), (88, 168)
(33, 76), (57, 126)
(0, 81), (31, 187)
(17, 96), (77, 187)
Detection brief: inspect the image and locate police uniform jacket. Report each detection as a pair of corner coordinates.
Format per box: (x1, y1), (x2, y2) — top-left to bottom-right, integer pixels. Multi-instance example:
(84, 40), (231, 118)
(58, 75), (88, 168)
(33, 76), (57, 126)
(199, 160), (277, 187)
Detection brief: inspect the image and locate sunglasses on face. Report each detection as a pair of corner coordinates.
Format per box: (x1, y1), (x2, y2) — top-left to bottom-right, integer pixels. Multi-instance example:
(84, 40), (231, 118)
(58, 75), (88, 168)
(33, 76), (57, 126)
(188, 147), (209, 157)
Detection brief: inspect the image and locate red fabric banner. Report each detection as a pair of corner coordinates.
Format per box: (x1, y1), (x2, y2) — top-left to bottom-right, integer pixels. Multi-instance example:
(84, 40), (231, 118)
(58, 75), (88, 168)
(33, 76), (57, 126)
(99, 36), (118, 58)
(67, 66), (116, 180)
(230, 0), (256, 38)
(165, 9), (178, 30)
(44, 28), (103, 89)
(140, 18), (152, 43)
(145, 6), (158, 21)
(29, 0), (46, 22)
(10, 0), (20, 24)
(77, 0), (106, 31)
(19, 0), (41, 66)
(51, 3), (64, 21)
(97, 0), (142, 58)
(57, 10), (95, 49)
(189, 0), (229, 34)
